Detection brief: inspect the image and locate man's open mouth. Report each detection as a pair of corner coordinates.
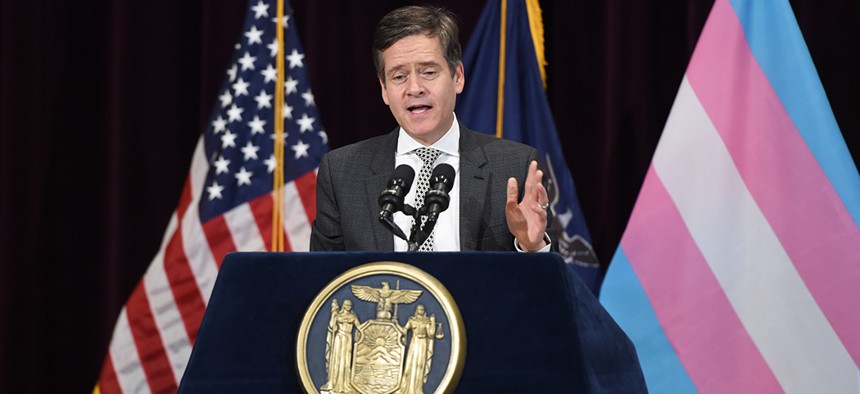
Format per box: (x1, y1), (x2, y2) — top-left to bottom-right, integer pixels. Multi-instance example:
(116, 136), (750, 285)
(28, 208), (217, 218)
(407, 105), (432, 114)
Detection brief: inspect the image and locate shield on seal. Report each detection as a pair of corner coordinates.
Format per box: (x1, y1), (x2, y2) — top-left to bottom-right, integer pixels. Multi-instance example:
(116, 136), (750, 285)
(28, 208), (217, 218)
(350, 319), (405, 394)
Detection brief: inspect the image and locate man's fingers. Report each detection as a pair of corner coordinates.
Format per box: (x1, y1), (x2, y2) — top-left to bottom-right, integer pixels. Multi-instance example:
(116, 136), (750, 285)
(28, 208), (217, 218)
(506, 177), (519, 207)
(524, 161), (537, 187)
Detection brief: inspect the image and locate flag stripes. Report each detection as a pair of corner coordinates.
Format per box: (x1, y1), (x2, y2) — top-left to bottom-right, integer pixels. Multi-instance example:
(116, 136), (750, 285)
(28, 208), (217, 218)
(126, 281), (178, 393)
(104, 309), (147, 393)
(600, 0), (860, 391)
(687, 3), (860, 370)
(599, 250), (696, 394)
(100, 169), (319, 393)
(143, 236), (194, 382)
(622, 166), (781, 393)
(730, 0), (860, 224)
(688, 0), (860, 367)
(224, 204), (267, 251)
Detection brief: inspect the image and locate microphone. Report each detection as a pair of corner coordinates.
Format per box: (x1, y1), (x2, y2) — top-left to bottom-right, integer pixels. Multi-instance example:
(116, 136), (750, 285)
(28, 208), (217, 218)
(378, 164), (415, 241)
(421, 163), (456, 222)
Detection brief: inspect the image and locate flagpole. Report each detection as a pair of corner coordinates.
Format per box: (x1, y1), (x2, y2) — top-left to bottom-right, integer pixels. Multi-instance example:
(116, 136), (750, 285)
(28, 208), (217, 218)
(272, 0), (286, 251)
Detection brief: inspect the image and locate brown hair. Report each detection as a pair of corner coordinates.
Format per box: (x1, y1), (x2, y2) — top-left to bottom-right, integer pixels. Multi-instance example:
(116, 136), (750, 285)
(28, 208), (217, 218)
(372, 5), (462, 81)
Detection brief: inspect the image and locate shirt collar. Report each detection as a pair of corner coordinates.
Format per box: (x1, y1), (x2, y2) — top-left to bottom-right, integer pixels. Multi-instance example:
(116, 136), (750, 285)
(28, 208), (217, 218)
(396, 114), (460, 157)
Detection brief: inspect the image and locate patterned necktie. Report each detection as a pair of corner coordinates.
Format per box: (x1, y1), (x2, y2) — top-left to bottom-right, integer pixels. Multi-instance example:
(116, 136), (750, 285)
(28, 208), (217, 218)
(412, 147), (442, 251)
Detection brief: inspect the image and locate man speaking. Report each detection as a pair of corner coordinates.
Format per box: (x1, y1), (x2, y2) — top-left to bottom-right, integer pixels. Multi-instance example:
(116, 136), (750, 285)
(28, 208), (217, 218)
(310, 5), (552, 252)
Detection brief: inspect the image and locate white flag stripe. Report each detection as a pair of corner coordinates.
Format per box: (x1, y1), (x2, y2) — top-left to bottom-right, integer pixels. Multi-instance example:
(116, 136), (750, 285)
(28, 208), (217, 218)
(654, 78), (858, 392)
(224, 202), (267, 251)
(180, 205), (219, 305)
(143, 214), (193, 382)
(282, 181), (311, 251)
(181, 137), (219, 304)
(108, 308), (151, 394)
(188, 137), (209, 202)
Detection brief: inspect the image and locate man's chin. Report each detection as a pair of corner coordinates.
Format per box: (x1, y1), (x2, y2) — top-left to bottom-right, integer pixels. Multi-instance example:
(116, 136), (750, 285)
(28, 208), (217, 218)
(403, 127), (446, 145)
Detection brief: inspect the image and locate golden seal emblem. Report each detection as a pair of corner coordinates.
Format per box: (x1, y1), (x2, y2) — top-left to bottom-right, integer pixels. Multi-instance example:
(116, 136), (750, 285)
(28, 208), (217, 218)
(297, 262), (465, 394)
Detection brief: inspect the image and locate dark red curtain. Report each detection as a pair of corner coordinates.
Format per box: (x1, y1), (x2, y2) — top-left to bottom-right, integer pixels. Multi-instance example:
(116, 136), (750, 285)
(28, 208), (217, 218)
(0, 0), (857, 391)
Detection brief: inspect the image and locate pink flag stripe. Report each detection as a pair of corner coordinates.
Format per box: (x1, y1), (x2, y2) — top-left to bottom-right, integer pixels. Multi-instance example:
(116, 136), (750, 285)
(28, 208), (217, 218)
(623, 167), (781, 393)
(125, 282), (178, 393)
(686, 0), (860, 367)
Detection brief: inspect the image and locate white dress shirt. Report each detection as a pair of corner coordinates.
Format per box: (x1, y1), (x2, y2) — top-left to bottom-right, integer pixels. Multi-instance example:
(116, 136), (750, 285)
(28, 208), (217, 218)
(393, 117), (461, 251)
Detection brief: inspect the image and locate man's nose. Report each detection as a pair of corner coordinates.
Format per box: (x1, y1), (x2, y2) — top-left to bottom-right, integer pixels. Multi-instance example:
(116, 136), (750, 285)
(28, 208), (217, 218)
(406, 76), (425, 96)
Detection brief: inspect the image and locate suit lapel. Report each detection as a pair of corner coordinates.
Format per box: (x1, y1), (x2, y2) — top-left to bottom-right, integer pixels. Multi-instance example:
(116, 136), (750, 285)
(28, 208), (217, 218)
(364, 129), (399, 251)
(458, 128), (490, 250)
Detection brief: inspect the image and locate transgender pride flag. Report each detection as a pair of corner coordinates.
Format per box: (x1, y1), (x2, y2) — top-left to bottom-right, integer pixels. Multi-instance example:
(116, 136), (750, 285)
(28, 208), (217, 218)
(599, 0), (860, 392)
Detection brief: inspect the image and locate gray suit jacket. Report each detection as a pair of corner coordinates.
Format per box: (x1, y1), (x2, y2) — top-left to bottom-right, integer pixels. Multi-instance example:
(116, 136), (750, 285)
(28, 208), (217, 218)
(309, 126), (551, 251)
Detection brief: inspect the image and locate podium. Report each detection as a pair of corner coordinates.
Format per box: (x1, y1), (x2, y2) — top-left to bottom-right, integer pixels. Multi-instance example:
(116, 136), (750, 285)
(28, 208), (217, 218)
(178, 252), (645, 392)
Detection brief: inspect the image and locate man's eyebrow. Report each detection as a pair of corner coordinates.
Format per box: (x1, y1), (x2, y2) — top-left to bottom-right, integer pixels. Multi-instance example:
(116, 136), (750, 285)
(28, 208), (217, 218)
(386, 61), (443, 74)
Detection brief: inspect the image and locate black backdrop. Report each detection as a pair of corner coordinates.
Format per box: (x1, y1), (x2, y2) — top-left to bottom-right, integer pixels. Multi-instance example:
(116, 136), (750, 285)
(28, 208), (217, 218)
(0, 0), (857, 392)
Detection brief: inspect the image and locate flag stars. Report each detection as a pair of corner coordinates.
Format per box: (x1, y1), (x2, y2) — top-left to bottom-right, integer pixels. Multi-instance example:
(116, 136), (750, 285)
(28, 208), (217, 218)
(267, 38), (279, 58)
(221, 130), (238, 148)
(296, 113), (315, 132)
(287, 49), (305, 69)
(251, 0), (269, 19)
(284, 76), (299, 95)
(241, 141), (260, 161)
(244, 25), (263, 45)
(235, 167), (254, 186)
(270, 131), (288, 142)
(218, 91), (232, 108)
(232, 77), (250, 96)
(255, 90), (273, 109)
(227, 64), (238, 82)
(302, 89), (315, 107)
(262, 64), (277, 83)
(292, 140), (311, 159)
(283, 103), (294, 119)
(238, 52), (257, 71)
(272, 15), (289, 29)
(318, 130), (328, 144)
(211, 115), (227, 133)
(264, 154), (277, 173)
(214, 156), (231, 175)
(227, 104), (244, 122)
(206, 181), (224, 200)
(248, 115), (267, 134)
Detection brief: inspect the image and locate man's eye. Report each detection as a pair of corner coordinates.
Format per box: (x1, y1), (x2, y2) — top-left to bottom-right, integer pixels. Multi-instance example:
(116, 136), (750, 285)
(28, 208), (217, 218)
(422, 70), (437, 78)
(392, 75), (406, 82)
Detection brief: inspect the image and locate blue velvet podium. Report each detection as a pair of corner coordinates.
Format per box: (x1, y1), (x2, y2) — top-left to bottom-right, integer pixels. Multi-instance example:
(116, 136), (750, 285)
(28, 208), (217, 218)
(178, 252), (645, 392)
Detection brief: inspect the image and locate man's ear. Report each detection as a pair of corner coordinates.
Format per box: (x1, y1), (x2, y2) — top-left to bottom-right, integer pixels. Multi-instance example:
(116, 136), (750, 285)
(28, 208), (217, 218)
(454, 63), (465, 94)
(379, 78), (390, 105)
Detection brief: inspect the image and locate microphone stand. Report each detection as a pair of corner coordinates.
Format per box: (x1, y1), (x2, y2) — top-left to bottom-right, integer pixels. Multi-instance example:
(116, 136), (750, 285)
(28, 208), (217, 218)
(407, 207), (438, 252)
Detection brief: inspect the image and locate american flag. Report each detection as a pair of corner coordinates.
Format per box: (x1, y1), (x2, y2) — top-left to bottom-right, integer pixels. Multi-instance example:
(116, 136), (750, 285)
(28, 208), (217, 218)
(95, 0), (327, 392)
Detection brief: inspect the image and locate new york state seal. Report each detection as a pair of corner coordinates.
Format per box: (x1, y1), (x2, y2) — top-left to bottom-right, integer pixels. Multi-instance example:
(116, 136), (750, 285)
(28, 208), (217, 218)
(297, 262), (465, 394)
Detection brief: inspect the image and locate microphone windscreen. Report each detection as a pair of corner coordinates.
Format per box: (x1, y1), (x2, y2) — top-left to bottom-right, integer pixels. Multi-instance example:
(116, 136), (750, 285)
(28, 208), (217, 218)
(392, 164), (416, 192)
(430, 163), (456, 193)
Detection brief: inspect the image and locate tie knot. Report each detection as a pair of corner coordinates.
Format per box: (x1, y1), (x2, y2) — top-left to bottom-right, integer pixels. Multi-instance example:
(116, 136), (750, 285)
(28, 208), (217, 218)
(414, 147), (441, 165)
